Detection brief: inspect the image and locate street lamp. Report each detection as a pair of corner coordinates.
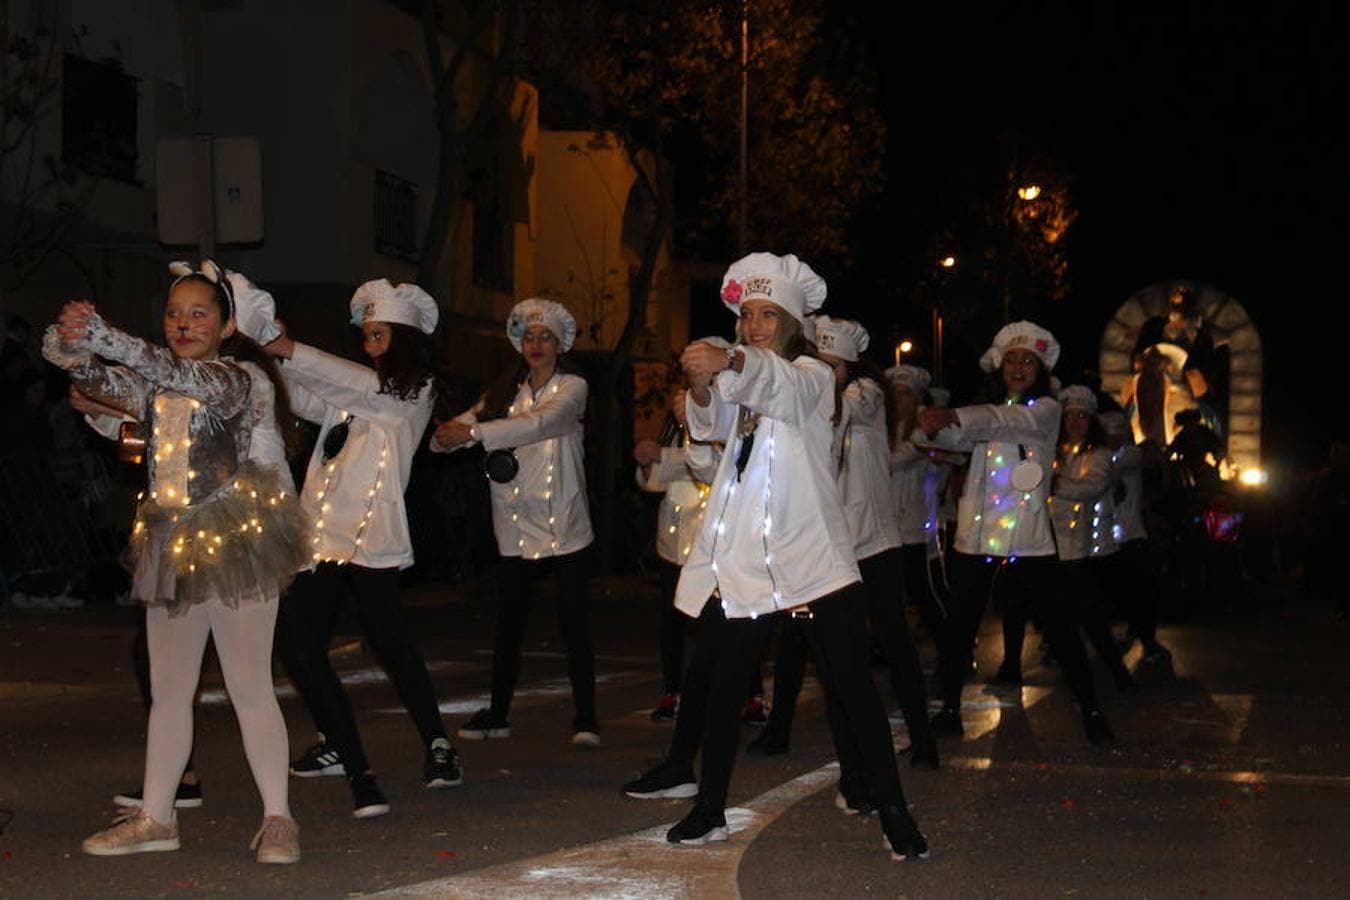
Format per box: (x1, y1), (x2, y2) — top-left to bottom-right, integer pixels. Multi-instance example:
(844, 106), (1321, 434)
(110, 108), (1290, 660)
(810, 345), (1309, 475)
(893, 339), (913, 367)
(933, 255), (956, 385)
(1017, 184), (1041, 201)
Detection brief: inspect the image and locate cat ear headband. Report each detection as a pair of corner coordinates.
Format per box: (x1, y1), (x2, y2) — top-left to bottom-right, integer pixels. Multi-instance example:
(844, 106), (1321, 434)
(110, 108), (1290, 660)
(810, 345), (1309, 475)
(168, 259), (235, 319)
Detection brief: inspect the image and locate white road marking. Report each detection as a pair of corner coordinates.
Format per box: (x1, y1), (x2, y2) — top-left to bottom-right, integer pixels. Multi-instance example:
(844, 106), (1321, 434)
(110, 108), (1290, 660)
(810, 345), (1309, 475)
(362, 762), (844, 899)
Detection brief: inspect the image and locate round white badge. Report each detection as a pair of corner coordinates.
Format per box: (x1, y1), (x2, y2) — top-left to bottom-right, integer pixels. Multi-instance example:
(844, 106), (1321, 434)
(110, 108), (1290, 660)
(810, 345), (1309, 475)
(1011, 459), (1044, 492)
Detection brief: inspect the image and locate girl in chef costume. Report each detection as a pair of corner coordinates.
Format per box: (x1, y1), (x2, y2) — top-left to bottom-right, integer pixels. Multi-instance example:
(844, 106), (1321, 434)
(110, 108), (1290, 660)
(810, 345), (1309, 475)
(433, 299), (599, 748)
(916, 322), (1114, 745)
(665, 252), (928, 860)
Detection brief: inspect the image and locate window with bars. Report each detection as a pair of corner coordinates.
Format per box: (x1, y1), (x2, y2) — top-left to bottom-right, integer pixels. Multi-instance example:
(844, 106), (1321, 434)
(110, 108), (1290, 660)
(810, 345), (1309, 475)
(374, 169), (420, 262)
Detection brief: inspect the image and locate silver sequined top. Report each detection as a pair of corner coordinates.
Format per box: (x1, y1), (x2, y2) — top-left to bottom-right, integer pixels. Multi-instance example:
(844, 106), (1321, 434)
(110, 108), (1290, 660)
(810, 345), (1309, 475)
(43, 316), (254, 505)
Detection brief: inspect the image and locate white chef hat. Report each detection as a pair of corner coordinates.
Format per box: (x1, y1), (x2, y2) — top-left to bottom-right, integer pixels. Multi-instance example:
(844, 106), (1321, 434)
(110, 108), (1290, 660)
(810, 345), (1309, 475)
(1098, 410), (1130, 435)
(168, 259), (234, 319)
(350, 279), (438, 334)
(1059, 384), (1098, 413)
(979, 320), (1060, 372)
(814, 316), (869, 362)
(223, 269), (281, 345)
(885, 363), (932, 396)
(720, 252), (827, 324)
(507, 297), (577, 353)
(801, 313), (819, 343)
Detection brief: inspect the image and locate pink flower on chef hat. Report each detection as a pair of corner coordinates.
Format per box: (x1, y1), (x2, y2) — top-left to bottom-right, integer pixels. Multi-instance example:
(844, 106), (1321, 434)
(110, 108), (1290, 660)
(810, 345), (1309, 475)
(1035, 339), (1049, 354)
(721, 279), (743, 305)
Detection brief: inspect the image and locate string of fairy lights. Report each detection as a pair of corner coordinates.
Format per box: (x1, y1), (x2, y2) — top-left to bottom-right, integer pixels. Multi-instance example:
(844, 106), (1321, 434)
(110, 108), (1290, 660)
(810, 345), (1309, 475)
(500, 381), (564, 560)
(309, 412), (383, 564)
(133, 394), (291, 576)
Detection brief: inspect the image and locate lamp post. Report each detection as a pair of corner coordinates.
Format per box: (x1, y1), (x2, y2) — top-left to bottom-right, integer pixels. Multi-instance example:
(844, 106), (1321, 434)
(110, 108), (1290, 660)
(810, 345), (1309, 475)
(738, 0), (749, 255)
(933, 254), (956, 387)
(1002, 182), (1042, 322)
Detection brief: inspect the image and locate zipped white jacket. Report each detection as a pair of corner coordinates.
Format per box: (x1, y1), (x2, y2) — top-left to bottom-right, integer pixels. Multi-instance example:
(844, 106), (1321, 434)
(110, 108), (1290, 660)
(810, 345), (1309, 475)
(837, 378), (902, 560)
(435, 372), (593, 559)
(675, 348), (859, 619)
(284, 342), (432, 570)
(1049, 445), (1118, 561)
(928, 397), (1062, 558)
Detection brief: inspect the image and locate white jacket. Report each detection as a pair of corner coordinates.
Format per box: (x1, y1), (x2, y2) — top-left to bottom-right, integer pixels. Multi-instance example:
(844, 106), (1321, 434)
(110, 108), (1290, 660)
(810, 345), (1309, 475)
(889, 415), (949, 550)
(435, 372), (592, 559)
(675, 348), (859, 619)
(929, 397), (1061, 558)
(837, 379), (902, 560)
(638, 441), (718, 566)
(1110, 443), (1147, 544)
(283, 342), (432, 570)
(1049, 445), (1118, 561)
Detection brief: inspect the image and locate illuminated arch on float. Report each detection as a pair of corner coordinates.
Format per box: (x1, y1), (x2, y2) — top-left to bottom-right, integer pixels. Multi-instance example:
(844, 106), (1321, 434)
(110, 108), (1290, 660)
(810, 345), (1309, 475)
(1098, 280), (1262, 474)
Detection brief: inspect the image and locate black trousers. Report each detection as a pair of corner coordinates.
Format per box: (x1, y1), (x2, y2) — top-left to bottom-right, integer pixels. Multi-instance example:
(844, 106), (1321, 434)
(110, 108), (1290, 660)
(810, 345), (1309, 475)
(696, 585), (908, 814)
(1105, 539), (1161, 646)
(489, 548), (596, 730)
(938, 553), (1098, 713)
(658, 560), (686, 695)
(277, 563), (446, 775)
(759, 549), (932, 747)
(1062, 558), (1131, 680)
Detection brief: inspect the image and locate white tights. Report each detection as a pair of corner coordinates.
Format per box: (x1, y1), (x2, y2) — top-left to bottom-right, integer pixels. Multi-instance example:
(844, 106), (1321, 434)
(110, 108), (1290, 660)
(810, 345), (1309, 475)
(141, 595), (290, 824)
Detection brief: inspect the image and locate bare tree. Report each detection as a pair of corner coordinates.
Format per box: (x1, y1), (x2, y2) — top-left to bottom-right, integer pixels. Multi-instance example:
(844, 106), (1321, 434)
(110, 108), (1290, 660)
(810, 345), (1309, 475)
(415, 0), (525, 301)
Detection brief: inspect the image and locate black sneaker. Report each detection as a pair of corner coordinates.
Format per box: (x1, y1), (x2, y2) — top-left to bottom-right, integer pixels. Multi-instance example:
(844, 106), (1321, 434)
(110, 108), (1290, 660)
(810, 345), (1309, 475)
(457, 708), (511, 741)
(879, 804), (929, 860)
(1082, 708), (1116, 745)
(350, 773), (391, 819)
(622, 759), (698, 799)
(666, 806), (729, 845)
(745, 730), (790, 757)
(929, 707), (964, 738)
(113, 781), (203, 809)
(424, 738), (463, 788)
(650, 694), (678, 722)
(290, 739), (345, 777)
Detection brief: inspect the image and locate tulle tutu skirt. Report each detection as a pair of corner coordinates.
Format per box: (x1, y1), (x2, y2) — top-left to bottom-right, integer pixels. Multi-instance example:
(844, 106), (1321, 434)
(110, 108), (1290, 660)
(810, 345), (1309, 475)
(129, 461), (308, 615)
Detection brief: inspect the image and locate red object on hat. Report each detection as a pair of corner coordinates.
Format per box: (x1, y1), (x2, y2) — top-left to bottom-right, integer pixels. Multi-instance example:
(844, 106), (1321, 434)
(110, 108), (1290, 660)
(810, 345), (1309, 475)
(721, 280), (743, 305)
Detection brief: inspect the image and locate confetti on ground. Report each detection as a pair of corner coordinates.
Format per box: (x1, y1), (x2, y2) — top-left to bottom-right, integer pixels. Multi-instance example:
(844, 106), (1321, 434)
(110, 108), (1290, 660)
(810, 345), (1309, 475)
(1217, 797), (1233, 808)
(1061, 799), (1078, 811)
(433, 850), (458, 860)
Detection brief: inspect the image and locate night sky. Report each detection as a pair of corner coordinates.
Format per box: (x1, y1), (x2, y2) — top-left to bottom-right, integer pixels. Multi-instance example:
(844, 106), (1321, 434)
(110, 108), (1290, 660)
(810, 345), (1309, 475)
(841, 4), (1349, 472)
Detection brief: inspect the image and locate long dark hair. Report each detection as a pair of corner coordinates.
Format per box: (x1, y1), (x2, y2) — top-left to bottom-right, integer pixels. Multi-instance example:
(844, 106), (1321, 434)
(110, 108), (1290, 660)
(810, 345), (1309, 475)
(174, 274), (304, 460)
(477, 353), (586, 422)
(371, 322), (454, 420)
(222, 332), (305, 460)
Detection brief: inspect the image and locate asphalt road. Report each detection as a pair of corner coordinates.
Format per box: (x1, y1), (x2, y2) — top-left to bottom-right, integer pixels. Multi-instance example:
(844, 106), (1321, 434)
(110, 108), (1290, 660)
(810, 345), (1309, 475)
(1, 574), (1347, 899)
